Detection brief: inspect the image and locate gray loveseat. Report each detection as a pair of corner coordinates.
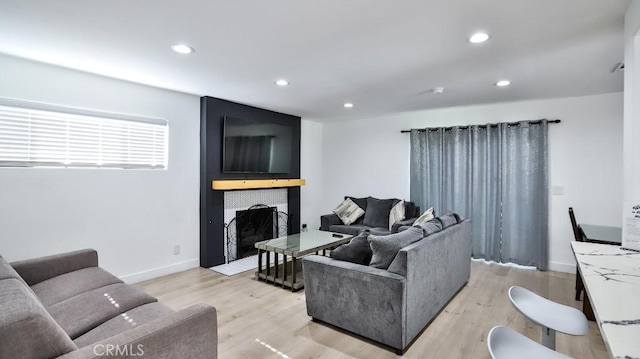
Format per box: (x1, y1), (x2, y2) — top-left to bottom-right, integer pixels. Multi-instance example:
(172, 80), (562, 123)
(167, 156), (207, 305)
(303, 219), (471, 354)
(320, 196), (421, 236)
(0, 249), (217, 359)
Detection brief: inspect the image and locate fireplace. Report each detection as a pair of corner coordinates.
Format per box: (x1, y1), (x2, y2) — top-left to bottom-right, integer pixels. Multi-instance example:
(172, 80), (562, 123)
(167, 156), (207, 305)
(235, 206), (277, 259)
(222, 189), (290, 263)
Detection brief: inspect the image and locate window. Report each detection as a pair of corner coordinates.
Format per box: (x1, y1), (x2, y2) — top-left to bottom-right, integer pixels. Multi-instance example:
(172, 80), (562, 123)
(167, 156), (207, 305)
(0, 98), (168, 169)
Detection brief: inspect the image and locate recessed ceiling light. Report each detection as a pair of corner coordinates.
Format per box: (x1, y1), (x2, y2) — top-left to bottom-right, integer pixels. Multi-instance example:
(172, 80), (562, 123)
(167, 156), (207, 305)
(496, 80), (511, 87)
(344, 103), (354, 108)
(275, 80), (289, 86)
(469, 33), (490, 44)
(171, 44), (194, 54)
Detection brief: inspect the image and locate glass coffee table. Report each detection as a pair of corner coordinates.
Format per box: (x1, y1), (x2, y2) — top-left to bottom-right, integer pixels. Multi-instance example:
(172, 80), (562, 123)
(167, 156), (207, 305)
(255, 230), (353, 291)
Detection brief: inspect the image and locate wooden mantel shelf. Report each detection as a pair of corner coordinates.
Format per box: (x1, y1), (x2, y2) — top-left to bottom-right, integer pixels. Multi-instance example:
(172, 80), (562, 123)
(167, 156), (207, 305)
(212, 178), (306, 190)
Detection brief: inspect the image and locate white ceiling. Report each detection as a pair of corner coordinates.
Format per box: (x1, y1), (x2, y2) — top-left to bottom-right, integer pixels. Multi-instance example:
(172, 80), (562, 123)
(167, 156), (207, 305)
(0, 0), (629, 121)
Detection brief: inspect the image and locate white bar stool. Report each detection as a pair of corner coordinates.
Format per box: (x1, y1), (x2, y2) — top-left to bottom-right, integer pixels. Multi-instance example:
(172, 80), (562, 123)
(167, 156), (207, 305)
(487, 326), (573, 359)
(508, 286), (588, 350)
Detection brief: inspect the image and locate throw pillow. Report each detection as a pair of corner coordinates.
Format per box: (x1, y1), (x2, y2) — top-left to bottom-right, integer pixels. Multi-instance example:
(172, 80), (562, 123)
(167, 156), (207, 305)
(417, 218), (443, 236)
(437, 213), (458, 229)
(330, 231), (373, 265)
(346, 196), (368, 211)
(413, 207), (435, 226)
(333, 198), (365, 225)
(388, 200), (406, 230)
(362, 197), (395, 228)
(368, 226), (424, 269)
(404, 202), (418, 218)
(453, 212), (465, 223)
(346, 196), (368, 224)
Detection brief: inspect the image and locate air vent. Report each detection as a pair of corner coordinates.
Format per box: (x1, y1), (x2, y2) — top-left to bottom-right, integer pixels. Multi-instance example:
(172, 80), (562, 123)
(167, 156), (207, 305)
(613, 62), (624, 73)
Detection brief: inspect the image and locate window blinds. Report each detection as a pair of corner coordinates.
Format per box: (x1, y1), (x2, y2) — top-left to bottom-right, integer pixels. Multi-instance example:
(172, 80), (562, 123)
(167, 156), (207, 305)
(0, 99), (168, 169)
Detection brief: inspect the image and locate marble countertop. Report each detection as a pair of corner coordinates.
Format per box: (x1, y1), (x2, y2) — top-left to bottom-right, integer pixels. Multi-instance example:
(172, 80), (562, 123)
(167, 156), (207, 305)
(571, 241), (640, 359)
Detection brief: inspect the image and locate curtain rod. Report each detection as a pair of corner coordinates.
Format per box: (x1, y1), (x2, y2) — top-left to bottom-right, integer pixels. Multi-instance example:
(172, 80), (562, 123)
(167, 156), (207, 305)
(400, 119), (561, 133)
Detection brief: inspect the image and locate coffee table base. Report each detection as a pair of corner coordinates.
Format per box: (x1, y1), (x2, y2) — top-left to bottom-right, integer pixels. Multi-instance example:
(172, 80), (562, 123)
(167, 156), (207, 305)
(255, 260), (304, 291)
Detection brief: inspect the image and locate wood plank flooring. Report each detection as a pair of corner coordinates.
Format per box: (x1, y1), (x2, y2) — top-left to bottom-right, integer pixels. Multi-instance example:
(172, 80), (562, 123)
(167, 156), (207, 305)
(134, 261), (607, 358)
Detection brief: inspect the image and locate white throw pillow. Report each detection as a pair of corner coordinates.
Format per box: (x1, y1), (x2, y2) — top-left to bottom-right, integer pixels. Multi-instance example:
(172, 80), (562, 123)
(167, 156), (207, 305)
(388, 200), (406, 230)
(413, 207), (435, 226)
(333, 198), (365, 225)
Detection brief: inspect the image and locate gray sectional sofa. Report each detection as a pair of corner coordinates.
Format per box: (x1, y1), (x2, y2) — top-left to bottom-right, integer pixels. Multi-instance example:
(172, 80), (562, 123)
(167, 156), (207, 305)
(0, 249), (217, 359)
(303, 219), (472, 354)
(320, 196), (421, 236)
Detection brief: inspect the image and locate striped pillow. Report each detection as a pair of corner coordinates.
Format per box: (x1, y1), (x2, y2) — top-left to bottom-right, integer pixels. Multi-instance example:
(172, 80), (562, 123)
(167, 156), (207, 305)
(413, 207), (435, 226)
(333, 198), (365, 225)
(389, 200), (406, 230)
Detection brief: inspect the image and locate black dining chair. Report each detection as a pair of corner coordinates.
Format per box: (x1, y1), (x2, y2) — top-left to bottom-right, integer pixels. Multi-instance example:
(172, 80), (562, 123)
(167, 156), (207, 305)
(568, 207), (585, 300)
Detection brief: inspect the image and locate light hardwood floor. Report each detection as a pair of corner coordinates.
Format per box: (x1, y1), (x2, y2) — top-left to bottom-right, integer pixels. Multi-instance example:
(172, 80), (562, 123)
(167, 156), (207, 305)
(135, 261), (607, 358)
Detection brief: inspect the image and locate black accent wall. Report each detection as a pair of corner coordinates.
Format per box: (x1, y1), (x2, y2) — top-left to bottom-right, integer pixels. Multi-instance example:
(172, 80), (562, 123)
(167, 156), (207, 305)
(200, 96), (301, 267)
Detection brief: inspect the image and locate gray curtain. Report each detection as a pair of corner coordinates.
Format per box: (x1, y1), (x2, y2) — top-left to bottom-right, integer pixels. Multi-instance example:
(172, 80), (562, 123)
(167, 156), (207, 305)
(410, 121), (548, 270)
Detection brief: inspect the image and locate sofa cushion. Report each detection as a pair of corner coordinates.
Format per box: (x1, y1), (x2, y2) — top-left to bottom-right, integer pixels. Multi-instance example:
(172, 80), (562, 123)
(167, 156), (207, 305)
(10, 249), (98, 286)
(0, 278), (77, 358)
(388, 200), (406, 230)
(417, 218), (443, 236)
(437, 213), (458, 229)
(362, 197), (395, 228)
(0, 256), (24, 283)
(333, 198), (365, 225)
(48, 282), (157, 339)
(330, 231), (373, 265)
(413, 207), (435, 226)
(368, 227), (392, 236)
(329, 224), (371, 236)
(31, 267), (122, 307)
(73, 302), (174, 348)
(368, 226), (424, 269)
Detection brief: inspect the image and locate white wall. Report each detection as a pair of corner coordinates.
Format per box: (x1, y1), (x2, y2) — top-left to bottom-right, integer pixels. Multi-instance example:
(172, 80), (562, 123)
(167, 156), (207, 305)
(318, 93), (623, 272)
(625, 3), (640, 219)
(0, 54), (201, 283)
(300, 119), (324, 231)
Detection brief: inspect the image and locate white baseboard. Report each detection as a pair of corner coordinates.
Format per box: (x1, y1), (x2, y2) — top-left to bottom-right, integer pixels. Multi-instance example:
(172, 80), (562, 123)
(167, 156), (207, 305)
(548, 261), (575, 273)
(119, 258), (199, 284)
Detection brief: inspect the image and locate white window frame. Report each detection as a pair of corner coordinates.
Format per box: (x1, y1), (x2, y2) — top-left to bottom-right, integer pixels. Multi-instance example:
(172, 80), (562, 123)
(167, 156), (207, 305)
(0, 98), (169, 169)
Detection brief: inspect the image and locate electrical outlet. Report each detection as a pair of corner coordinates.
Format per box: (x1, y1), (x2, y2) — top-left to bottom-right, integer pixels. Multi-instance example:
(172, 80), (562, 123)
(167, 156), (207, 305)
(173, 244), (180, 255)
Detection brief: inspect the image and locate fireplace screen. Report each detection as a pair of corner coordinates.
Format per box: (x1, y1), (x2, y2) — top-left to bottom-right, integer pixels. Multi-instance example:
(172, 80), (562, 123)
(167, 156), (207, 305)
(225, 204), (289, 262)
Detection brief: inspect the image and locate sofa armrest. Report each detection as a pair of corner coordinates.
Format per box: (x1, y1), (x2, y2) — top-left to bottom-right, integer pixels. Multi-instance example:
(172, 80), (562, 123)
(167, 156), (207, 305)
(302, 255), (406, 350)
(11, 249), (98, 286)
(391, 217), (418, 233)
(401, 220), (472, 345)
(320, 213), (341, 231)
(57, 303), (217, 359)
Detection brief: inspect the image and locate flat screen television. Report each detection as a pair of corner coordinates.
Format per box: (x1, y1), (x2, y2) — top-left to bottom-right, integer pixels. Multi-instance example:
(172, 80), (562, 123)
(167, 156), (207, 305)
(222, 116), (293, 174)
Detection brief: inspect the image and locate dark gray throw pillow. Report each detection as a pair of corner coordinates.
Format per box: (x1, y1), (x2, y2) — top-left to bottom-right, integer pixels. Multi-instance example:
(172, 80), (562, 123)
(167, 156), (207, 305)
(362, 197), (395, 228)
(330, 231), (373, 265)
(437, 213), (458, 229)
(346, 196), (368, 224)
(404, 202), (418, 218)
(368, 226), (424, 269)
(453, 212), (465, 223)
(346, 196), (368, 211)
(417, 218), (443, 236)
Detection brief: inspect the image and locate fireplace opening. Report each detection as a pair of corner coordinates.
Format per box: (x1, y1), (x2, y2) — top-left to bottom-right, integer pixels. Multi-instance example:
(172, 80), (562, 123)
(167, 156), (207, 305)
(235, 206), (277, 259)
